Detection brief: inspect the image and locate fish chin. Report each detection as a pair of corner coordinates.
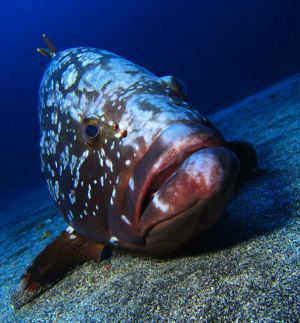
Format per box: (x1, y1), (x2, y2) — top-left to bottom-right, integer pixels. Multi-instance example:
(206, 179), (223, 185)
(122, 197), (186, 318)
(138, 147), (239, 255)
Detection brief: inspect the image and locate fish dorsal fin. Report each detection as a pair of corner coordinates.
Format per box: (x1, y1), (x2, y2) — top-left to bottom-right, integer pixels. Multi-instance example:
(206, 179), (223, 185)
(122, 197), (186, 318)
(37, 34), (57, 59)
(161, 75), (187, 101)
(11, 228), (111, 309)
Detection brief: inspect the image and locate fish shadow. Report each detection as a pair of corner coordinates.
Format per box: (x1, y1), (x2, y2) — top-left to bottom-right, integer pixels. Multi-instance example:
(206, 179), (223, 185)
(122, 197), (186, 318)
(173, 167), (293, 257)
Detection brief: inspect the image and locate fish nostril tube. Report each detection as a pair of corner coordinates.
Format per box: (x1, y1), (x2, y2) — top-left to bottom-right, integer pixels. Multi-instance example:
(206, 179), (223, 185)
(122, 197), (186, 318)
(112, 122), (127, 138)
(120, 129), (127, 138)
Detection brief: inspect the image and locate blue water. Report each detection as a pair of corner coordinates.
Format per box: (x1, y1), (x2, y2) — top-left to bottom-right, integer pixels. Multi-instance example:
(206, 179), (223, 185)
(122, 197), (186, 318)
(1, 0), (300, 194)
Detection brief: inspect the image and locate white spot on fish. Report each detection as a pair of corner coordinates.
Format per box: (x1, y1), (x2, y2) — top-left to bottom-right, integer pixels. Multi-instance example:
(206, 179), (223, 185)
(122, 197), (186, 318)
(152, 194), (169, 212)
(97, 151), (104, 167)
(69, 190), (76, 204)
(109, 236), (119, 245)
(121, 215), (131, 225)
(61, 64), (78, 90)
(68, 210), (74, 222)
(51, 112), (58, 125)
(184, 151), (224, 188)
(66, 226), (75, 234)
(54, 181), (59, 200)
(129, 178), (135, 191)
(75, 150), (89, 181)
(70, 155), (77, 175)
(74, 178), (79, 188)
(106, 159), (113, 172)
(88, 184), (92, 199)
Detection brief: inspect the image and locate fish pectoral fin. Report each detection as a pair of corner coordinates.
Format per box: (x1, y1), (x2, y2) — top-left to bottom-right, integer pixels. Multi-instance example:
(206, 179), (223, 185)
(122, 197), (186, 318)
(11, 230), (110, 310)
(160, 75), (187, 100)
(228, 141), (258, 179)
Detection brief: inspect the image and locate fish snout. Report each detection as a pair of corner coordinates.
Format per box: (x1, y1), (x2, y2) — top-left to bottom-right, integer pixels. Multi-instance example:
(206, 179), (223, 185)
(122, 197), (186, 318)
(118, 122), (239, 254)
(139, 146), (239, 254)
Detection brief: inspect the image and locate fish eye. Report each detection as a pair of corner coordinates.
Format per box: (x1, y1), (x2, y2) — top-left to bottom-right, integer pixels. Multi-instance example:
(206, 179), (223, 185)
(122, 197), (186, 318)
(82, 118), (101, 147)
(85, 124), (99, 139)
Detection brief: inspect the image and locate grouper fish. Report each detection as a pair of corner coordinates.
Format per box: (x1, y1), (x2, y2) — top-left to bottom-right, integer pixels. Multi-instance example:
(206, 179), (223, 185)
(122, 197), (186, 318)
(12, 35), (257, 308)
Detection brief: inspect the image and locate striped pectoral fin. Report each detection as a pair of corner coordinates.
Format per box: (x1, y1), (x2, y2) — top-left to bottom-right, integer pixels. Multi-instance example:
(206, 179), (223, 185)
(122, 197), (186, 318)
(11, 229), (112, 310)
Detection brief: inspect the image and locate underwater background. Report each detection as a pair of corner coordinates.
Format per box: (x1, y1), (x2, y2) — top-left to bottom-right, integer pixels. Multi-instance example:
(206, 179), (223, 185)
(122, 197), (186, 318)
(1, 1), (300, 321)
(1, 0), (300, 195)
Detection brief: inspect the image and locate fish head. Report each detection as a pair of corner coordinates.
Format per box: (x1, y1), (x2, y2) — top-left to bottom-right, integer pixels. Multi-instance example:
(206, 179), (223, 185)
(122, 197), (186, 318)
(39, 47), (239, 255)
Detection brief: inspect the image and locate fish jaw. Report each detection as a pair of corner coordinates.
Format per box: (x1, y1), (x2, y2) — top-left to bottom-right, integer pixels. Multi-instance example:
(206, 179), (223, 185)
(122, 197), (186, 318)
(140, 146), (239, 254)
(111, 123), (239, 254)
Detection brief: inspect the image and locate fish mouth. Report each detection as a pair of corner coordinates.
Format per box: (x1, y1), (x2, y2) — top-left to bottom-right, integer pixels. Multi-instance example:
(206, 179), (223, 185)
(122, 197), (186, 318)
(130, 123), (227, 226)
(138, 129), (224, 217)
(118, 122), (239, 254)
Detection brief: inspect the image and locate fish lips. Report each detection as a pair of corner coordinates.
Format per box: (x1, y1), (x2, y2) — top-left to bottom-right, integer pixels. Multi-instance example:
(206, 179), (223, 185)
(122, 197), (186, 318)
(140, 146), (239, 254)
(123, 123), (239, 254)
